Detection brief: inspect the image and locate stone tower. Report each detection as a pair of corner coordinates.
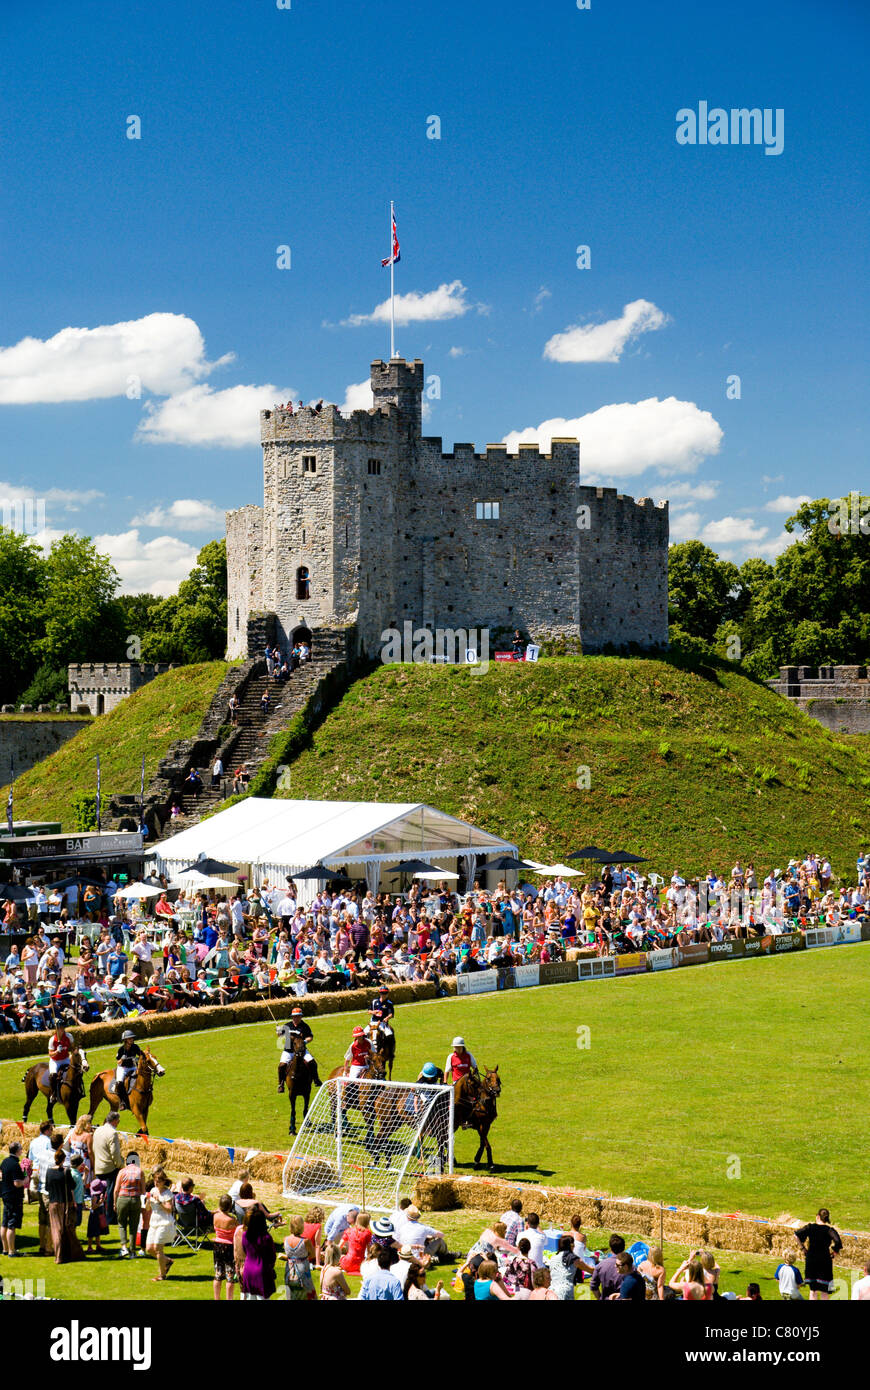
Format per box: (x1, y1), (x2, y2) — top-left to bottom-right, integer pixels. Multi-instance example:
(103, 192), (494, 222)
(225, 357), (669, 660)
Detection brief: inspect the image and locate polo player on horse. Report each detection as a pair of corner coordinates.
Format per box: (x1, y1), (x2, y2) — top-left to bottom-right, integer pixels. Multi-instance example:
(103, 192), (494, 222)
(47, 1023), (75, 1106)
(114, 1030), (144, 1111)
(277, 1007), (322, 1091)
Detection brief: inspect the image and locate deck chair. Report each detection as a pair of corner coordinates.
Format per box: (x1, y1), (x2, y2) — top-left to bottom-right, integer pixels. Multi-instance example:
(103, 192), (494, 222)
(171, 1200), (210, 1251)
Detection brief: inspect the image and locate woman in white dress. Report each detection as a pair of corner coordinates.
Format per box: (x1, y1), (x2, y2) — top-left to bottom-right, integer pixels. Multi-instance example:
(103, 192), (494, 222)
(145, 1167), (176, 1281)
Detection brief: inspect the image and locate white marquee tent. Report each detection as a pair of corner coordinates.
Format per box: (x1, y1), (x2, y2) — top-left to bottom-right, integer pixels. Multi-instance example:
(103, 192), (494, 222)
(148, 798), (517, 899)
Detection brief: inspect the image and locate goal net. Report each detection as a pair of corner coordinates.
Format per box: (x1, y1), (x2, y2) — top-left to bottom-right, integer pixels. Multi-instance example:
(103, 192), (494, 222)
(282, 1078), (454, 1212)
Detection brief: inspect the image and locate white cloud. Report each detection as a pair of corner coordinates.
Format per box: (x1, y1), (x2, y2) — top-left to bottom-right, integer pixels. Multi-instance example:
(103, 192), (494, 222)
(503, 396), (722, 478)
(660, 480), (720, 502)
(136, 382), (291, 448)
(763, 494), (812, 513)
(340, 281), (482, 328)
(701, 516), (769, 545)
(448, 346), (467, 358)
(543, 299), (669, 364)
(131, 499), (225, 531)
(532, 286), (552, 315)
(669, 510), (703, 540)
(341, 380), (374, 414)
(92, 529), (200, 596)
(0, 313), (231, 404)
(0, 481), (104, 518)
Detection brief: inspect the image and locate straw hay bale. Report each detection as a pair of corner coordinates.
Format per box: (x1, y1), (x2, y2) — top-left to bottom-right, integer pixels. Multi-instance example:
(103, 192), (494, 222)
(706, 1216), (772, 1254)
(662, 1209), (709, 1245)
(414, 1177), (458, 1211)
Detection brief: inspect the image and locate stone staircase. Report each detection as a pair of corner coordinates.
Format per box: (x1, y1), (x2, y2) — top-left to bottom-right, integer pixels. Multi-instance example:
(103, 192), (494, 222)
(151, 626), (357, 835)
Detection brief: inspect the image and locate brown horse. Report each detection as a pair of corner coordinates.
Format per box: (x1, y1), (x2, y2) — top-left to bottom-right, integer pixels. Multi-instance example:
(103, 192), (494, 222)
(286, 1035), (315, 1136)
(22, 1047), (90, 1126)
(371, 1021), (396, 1080)
(453, 1065), (501, 1170)
(89, 1047), (165, 1135)
(326, 1046), (388, 1143)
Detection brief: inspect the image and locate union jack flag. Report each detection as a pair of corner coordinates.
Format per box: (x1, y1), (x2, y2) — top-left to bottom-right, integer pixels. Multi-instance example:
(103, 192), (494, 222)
(381, 208), (400, 266)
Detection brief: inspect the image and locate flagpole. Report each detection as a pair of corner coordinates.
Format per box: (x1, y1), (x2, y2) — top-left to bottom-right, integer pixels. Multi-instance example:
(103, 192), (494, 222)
(390, 200), (396, 359)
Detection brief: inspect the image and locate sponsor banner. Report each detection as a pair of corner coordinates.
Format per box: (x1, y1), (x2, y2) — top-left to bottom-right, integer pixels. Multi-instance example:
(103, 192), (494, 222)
(862, 922), (870, 943)
(456, 970), (497, 995)
(831, 921), (862, 945)
(742, 937), (766, 957)
(678, 943), (710, 967)
(540, 961), (579, 986)
(616, 951), (647, 975)
(496, 966), (516, 991)
(649, 948), (678, 971)
(578, 957), (616, 980)
(494, 652), (518, 662)
(515, 963), (540, 988)
(708, 940), (745, 961)
(805, 927), (836, 949)
(768, 930), (804, 953)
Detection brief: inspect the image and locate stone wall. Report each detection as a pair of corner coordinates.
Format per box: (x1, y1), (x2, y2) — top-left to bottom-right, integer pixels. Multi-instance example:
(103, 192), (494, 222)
(67, 662), (173, 716)
(0, 717), (90, 787)
(766, 666), (870, 732)
(226, 357), (670, 661)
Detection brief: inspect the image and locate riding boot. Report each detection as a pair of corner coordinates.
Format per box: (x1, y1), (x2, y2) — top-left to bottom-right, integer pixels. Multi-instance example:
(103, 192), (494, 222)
(311, 1064), (322, 1087)
(116, 1080), (130, 1112)
(277, 1063), (288, 1093)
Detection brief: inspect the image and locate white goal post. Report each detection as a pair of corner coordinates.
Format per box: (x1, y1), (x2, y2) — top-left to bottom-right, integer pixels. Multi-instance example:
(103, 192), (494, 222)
(282, 1078), (454, 1212)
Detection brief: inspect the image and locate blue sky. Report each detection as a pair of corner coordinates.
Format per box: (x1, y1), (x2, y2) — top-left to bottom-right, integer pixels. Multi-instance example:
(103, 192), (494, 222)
(0, 0), (867, 591)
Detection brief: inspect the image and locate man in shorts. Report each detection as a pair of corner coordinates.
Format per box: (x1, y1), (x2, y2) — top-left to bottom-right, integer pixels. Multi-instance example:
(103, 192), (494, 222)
(0, 1141), (27, 1255)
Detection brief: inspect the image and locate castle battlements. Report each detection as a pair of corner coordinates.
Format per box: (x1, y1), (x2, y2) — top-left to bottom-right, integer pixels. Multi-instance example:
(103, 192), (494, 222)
(67, 662), (173, 716)
(228, 355), (670, 661)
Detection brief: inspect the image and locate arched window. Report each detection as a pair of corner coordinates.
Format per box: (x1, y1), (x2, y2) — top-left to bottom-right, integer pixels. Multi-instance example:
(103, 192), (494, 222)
(296, 566), (310, 600)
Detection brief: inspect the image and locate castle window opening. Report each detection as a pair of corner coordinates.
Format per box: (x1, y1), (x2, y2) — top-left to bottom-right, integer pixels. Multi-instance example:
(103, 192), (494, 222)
(303, 455), (317, 474)
(296, 566), (310, 600)
(476, 501), (500, 520)
(367, 458), (382, 475)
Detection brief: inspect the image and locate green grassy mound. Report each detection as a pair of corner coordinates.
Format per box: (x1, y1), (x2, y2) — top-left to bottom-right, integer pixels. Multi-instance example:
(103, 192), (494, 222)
(280, 656), (870, 875)
(10, 662), (229, 827)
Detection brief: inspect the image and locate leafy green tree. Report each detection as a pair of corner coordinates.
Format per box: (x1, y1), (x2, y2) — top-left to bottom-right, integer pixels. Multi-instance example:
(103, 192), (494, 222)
(0, 528), (46, 704)
(668, 540), (741, 642)
(39, 536), (120, 670)
(140, 539), (227, 662)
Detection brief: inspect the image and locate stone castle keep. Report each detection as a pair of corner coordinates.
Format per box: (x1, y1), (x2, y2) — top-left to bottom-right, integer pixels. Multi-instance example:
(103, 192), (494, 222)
(225, 358), (669, 660)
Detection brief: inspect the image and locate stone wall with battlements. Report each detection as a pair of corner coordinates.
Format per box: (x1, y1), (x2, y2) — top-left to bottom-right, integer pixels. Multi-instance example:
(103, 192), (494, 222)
(225, 357), (670, 659)
(766, 665), (870, 733)
(67, 662), (173, 716)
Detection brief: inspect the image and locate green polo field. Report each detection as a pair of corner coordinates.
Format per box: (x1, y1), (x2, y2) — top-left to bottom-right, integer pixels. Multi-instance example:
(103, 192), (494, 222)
(2, 943), (868, 1233)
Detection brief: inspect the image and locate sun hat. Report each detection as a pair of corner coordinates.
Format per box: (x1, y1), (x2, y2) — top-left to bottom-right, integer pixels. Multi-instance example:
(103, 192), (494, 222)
(372, 1218), (394, 1238)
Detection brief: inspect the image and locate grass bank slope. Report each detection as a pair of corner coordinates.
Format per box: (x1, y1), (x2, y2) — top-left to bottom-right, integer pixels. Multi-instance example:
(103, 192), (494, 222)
(10, 662), (228, 828)
(282, 657), (870, 876)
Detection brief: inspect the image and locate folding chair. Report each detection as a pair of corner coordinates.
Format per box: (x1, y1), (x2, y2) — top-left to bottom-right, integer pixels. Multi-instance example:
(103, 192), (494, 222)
(171, 1201), (210, 1251)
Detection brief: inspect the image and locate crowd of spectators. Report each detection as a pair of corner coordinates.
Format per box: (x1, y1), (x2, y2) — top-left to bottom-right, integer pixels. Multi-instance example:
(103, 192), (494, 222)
(1, 850), (867, 1031)
(7, 1142), (865, 1303)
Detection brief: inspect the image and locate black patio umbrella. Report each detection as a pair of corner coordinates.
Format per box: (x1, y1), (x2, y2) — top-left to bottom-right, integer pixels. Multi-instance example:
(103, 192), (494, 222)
(0, 883), (30, 902)
(599, 850), (648, 865)
(566, 845), (613, 862)
(291, 864), (337, 880)
(388, 859), (440, 877)
(46, 876), (107, 891)
(179, 857), (239, 876)
(481, 855), (537, 872)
